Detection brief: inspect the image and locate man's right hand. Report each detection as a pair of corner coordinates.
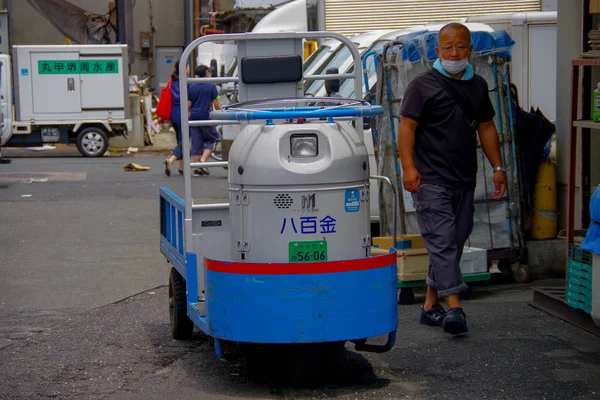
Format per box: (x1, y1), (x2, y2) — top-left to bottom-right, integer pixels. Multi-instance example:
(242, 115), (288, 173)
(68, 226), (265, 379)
(403, 166), (421, 194)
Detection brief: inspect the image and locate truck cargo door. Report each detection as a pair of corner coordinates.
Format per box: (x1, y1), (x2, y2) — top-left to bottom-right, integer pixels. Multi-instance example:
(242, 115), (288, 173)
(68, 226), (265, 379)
(0, 55), (12, 146)
(529, 24), (557, 121)
(79, 56), (125, 110)
(30, 52), (81, 114)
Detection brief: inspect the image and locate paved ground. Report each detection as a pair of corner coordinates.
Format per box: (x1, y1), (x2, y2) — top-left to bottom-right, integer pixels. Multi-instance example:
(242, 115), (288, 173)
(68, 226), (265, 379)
(0, 285), (599, 400)
(0, 153), (599, 399)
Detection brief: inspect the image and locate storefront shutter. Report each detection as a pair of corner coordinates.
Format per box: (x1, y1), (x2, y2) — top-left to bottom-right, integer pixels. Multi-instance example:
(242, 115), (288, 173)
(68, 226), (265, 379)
(325, 0), (542, 35)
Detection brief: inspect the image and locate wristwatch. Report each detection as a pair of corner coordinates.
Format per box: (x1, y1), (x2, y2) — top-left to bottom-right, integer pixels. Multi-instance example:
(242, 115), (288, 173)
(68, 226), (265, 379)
(493, 166), (505, 173)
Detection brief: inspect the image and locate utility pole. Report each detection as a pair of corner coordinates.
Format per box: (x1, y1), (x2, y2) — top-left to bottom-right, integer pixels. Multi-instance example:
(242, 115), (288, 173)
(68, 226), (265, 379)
(116, 0), (135, 66)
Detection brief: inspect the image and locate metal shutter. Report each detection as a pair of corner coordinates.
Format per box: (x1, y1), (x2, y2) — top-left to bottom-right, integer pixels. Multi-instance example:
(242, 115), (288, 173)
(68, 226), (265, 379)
(325, 0), (542, 35)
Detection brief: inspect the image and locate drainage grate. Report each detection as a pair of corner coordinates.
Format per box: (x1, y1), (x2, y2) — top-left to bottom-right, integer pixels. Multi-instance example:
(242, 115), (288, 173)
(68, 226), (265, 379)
(273, 193), (293, 209)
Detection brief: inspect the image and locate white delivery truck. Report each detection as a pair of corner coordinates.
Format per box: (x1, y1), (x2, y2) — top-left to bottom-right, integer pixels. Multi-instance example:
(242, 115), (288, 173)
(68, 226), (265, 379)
(0, 44), (132, 157)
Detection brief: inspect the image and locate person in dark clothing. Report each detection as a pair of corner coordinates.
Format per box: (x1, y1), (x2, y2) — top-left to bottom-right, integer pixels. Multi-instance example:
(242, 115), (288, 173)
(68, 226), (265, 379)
(189, 65), (221, 177)
(398, 23), (506, 335)
(0, 144), (10, 164)
(164, 61), (190, 176)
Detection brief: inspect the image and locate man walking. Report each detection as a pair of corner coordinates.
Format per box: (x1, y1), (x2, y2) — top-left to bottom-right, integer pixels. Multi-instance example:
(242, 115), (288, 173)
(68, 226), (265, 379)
(398, 23), (506, 334)
(189, 65), (221, 176)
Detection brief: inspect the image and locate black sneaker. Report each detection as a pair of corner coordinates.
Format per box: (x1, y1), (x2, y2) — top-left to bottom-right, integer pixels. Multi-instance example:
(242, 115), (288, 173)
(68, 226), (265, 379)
(420, 303), (447, 327)
(163, 159), (171, 177)
(193, 168), (210, 176)
(442, 307), (468, 335)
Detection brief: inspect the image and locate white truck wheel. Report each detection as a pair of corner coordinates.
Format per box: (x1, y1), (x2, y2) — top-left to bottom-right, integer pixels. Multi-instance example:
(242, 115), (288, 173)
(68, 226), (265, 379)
(76, 127), (109, 157)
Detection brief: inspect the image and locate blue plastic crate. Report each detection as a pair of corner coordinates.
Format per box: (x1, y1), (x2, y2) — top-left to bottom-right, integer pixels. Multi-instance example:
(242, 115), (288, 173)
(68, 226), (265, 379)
(565, 292), (592, 314)
(568, 259), (593, 280)
(568, 244), (593, 265)
(567, 273), (593, 291)
(566, 281), (593, 298)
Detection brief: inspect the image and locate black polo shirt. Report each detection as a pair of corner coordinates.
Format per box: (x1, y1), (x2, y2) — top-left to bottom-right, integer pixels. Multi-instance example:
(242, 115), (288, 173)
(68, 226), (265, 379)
(400, 69), (495, 190)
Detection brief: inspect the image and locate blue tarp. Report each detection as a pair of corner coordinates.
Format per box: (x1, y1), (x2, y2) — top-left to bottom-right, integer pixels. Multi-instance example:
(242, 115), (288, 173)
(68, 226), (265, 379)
(581, 185), (600, 256)
(399, 29), (515, 63)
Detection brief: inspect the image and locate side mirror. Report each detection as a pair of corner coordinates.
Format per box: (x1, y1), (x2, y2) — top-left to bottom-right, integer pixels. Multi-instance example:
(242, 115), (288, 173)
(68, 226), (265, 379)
(324, 67), (340, 96)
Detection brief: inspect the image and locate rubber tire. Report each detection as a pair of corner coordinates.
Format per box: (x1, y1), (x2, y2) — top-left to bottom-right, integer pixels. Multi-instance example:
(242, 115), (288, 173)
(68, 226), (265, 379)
(76, 126), (109, 157)
(514, 264), (531, 284)
(398, 288), (415, 305)
(169, 268), (194, 340)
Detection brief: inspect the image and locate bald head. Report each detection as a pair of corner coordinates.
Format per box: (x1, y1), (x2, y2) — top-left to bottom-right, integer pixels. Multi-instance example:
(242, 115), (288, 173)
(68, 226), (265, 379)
(435, 22), (473, 63)
(439, 23), (471, 44)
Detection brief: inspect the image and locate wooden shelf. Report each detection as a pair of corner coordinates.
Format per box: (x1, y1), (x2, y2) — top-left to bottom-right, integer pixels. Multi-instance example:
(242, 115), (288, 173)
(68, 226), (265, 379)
(573, 58), (600, 66)
(573, 119), (600, 129)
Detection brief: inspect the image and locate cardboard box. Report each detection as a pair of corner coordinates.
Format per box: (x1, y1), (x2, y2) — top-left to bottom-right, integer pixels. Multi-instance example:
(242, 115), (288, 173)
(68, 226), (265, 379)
(591, 0), (600, 14)
(372, 234), (425, 250)
(372, 247), (429, 281)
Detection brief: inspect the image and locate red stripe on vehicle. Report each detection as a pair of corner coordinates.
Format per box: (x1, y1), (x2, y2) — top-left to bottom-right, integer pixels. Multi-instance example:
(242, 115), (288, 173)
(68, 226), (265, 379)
(204, 252), (397, 275)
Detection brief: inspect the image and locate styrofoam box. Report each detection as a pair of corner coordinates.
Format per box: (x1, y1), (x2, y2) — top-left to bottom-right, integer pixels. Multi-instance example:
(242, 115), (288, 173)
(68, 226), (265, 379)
(460, 247), (488, 274)
(593, 254), (600, 328)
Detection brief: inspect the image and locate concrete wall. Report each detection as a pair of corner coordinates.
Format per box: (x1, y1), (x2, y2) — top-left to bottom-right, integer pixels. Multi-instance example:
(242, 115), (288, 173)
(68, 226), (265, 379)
(556, 0), (584, 229)
(10, 0), (185, 80)
(543, 0), (557, 12)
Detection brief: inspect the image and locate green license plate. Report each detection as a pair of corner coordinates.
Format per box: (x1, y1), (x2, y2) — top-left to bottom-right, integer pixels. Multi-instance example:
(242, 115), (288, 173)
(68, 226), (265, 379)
(289, 240), (328, 263)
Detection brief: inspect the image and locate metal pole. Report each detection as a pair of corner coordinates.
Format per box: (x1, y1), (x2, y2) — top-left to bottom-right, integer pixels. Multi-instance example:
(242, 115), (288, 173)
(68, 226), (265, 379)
(116, 0), (135, 65)
(371, 175), (398, 247)
(184, 0), (192, 46)
(116, 0), (125, 44)
(566, 61), (579, 273)
(317, 0), (326, 32)
(6, 0), (12, 58)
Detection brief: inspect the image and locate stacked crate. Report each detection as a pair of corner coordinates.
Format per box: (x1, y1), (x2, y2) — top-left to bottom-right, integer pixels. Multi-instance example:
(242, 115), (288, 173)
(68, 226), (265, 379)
(566, 244), (594, 314)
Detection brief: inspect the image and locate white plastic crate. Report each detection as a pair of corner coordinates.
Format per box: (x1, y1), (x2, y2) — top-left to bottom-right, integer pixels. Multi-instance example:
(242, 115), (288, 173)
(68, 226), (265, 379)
(460, 247), (488, 274)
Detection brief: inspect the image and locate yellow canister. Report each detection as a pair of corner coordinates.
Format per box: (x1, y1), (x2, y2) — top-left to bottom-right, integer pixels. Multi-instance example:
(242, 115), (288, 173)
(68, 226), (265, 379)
(531, 159), (558, 240)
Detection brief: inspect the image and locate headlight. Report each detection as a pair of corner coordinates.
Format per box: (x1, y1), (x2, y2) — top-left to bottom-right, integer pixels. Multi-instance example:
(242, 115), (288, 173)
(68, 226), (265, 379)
(290, 134), (318, 158)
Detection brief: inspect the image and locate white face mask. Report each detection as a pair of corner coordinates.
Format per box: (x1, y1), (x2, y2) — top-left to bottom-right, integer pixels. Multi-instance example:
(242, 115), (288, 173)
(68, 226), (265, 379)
(441, 58), (470, 74)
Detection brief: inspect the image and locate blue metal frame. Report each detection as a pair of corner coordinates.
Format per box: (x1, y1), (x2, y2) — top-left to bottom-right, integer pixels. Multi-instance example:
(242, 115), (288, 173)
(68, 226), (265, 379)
(362, 50), (378, 94)
(159, 187), (186, 279)
(210, 104), (384, 121)
(492, 62), (515, 250)
(159, 187), (210, 336)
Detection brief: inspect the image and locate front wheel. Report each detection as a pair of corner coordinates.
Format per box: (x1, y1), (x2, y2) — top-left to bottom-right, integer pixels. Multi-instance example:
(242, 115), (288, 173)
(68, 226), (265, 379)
(76, 127), (109, 157)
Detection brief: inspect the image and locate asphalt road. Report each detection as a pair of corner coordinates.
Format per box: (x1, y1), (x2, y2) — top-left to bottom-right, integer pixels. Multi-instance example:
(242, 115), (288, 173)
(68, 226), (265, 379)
(0, 153), (599, 399)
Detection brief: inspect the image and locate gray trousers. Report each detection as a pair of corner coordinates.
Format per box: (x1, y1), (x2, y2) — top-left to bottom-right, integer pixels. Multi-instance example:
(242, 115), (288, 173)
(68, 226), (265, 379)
(412, 184), (474, 297)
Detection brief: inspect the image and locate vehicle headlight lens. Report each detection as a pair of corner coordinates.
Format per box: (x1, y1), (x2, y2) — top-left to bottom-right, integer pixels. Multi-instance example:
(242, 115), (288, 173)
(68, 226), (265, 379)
(290, 134), (318, 158)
